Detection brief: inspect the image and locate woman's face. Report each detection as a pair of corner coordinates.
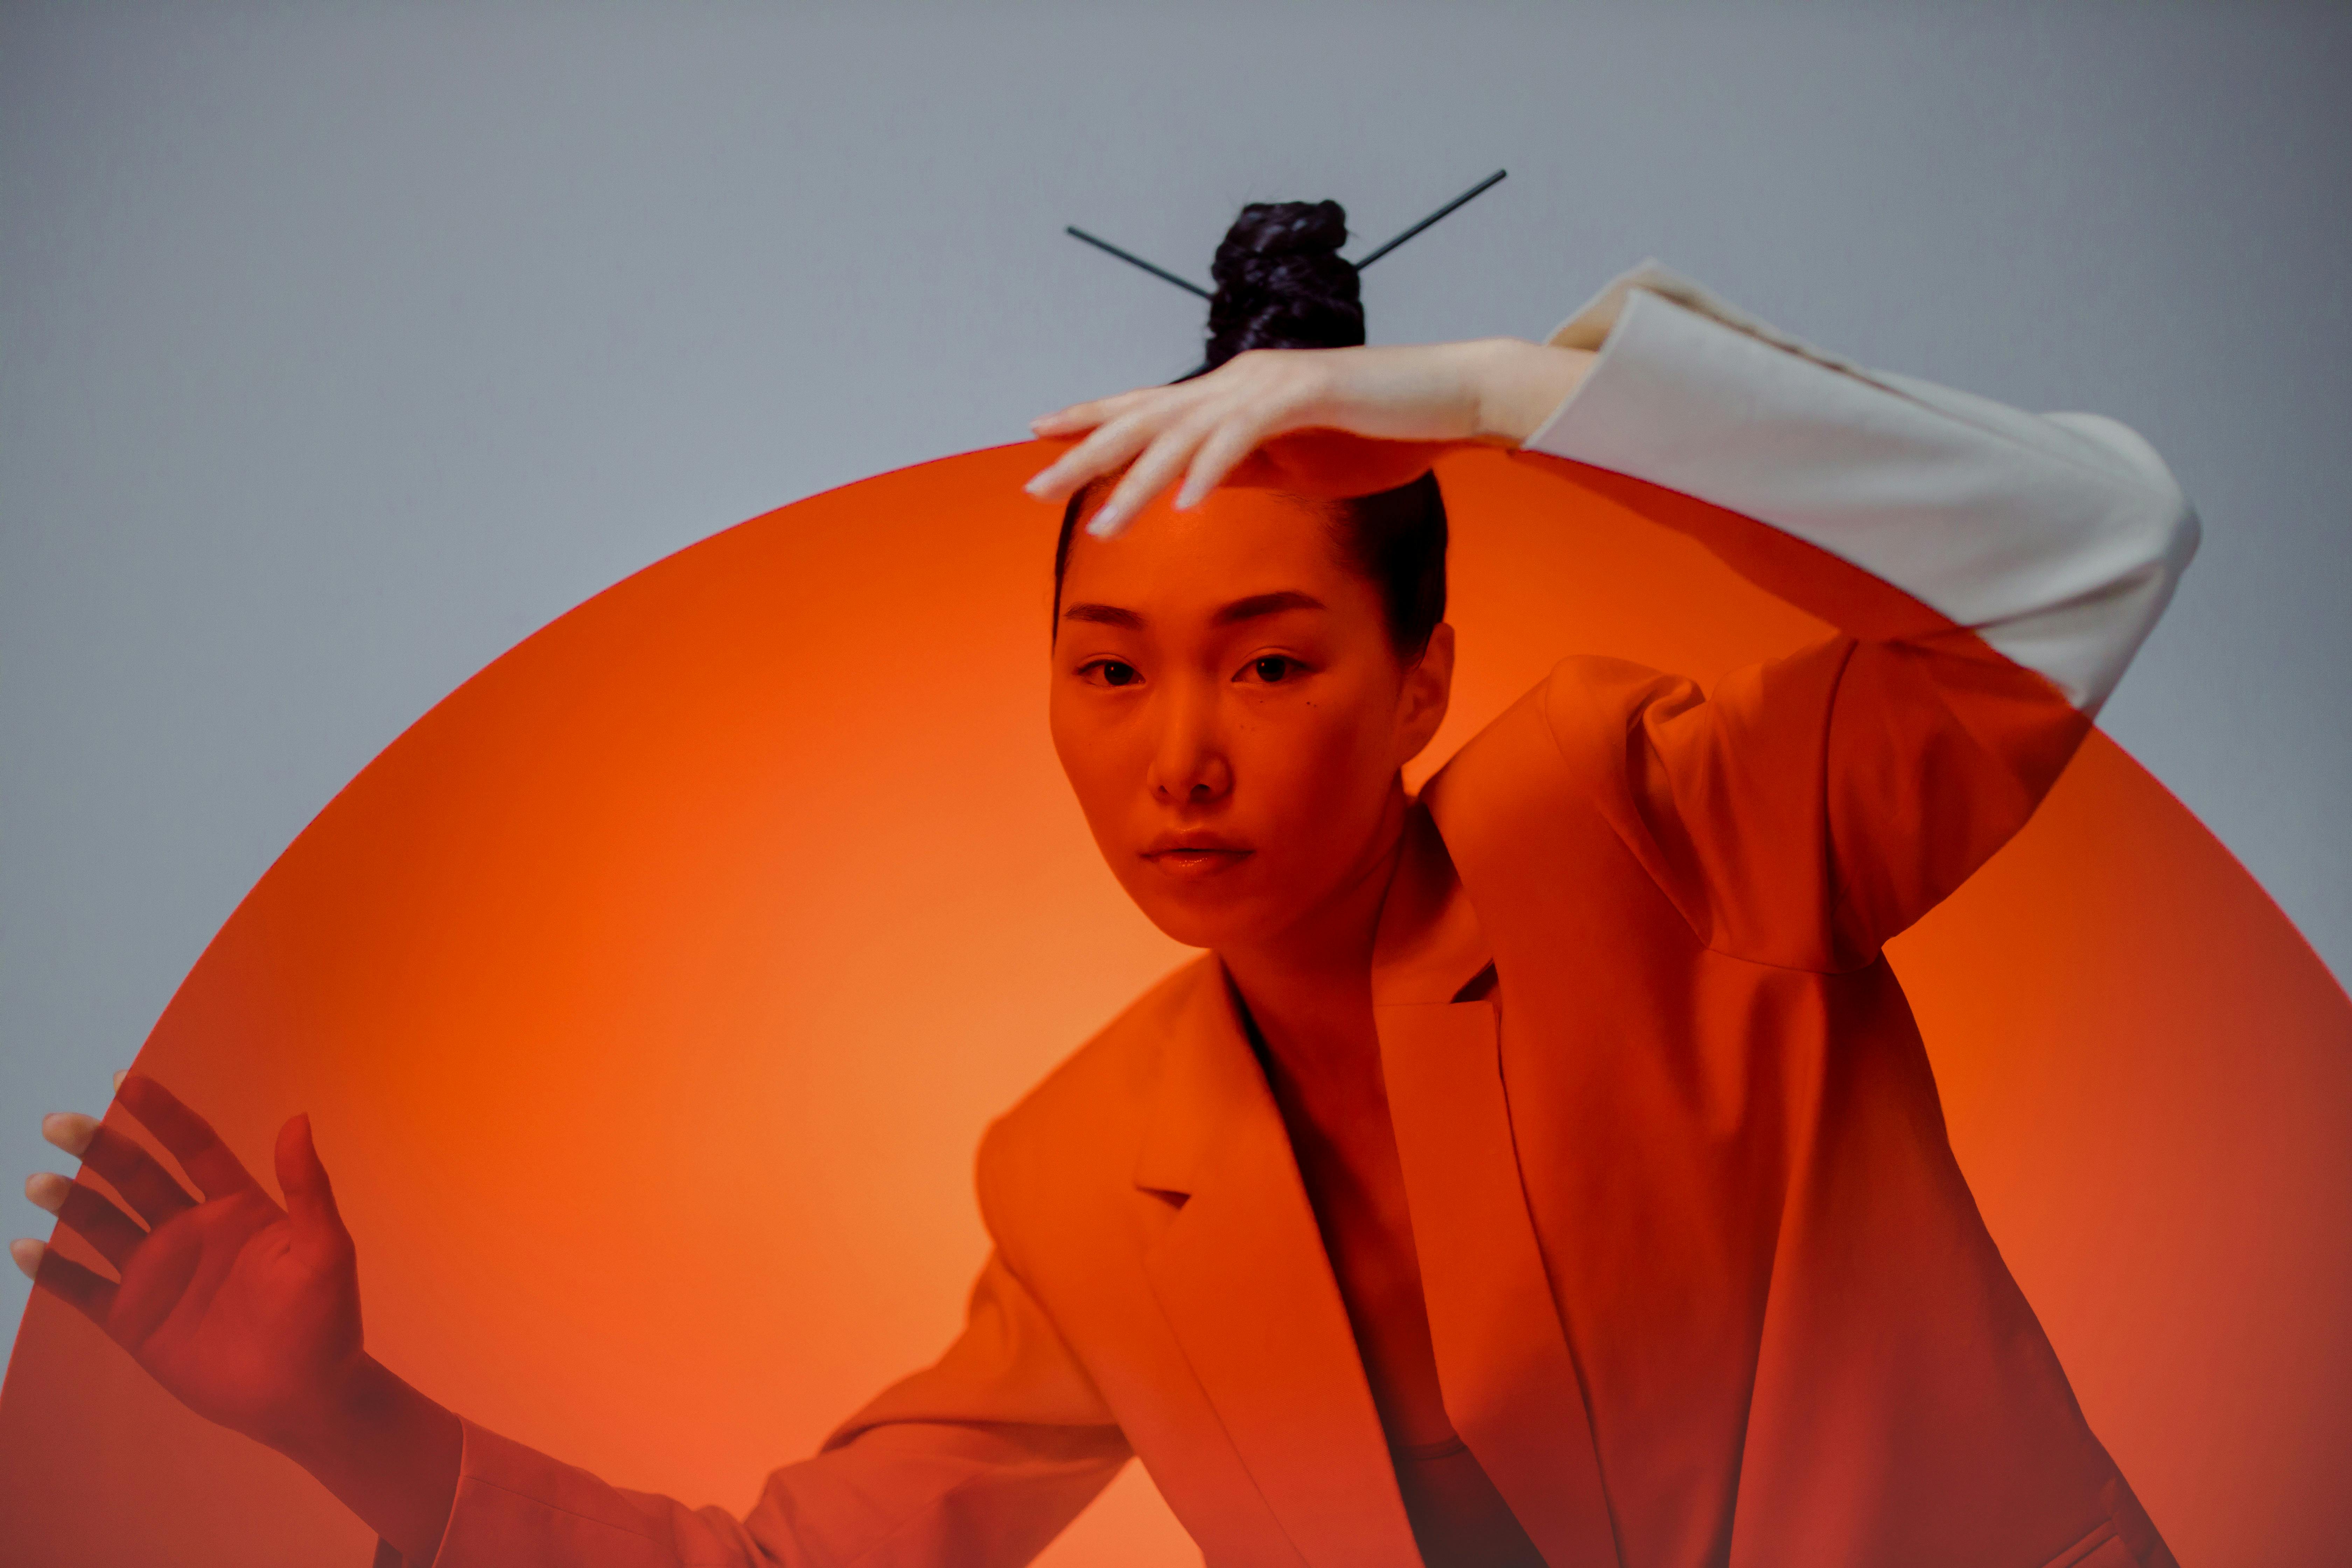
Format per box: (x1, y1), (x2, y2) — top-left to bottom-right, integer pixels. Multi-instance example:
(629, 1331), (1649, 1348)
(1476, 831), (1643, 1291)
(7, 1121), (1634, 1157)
(1049, 487), (1453, 955)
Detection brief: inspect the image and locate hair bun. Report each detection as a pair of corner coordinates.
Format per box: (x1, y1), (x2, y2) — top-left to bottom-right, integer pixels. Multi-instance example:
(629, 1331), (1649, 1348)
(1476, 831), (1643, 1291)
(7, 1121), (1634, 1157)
(1205, 200), (1364, 369)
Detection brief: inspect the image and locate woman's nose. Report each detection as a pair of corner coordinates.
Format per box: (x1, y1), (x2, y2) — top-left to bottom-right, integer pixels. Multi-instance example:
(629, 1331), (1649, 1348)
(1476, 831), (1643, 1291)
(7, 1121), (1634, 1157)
(1146, 689), (1231, 804)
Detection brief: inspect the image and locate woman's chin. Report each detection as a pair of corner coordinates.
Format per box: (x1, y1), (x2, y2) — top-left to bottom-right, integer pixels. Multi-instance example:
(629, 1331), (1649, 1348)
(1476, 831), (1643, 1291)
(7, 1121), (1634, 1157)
(1125, 883), (1281, 956)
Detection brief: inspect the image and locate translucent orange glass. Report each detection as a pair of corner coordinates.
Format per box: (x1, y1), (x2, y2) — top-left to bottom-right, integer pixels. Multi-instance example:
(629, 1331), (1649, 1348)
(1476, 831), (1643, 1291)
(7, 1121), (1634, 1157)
(3, 444), (2344, 1566)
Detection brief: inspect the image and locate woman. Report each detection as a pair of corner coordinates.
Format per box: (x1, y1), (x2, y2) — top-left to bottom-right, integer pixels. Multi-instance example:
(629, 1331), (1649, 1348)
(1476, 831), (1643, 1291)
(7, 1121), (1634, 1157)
(14, 202), (2195, 1567)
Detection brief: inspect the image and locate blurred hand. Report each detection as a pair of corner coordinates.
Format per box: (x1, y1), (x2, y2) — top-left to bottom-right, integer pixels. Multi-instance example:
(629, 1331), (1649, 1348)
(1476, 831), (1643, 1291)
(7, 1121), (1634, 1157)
(1025, 337), (1595, 539)
(12, 1072), (364, 1455)
(14, 1074), (459, 1560)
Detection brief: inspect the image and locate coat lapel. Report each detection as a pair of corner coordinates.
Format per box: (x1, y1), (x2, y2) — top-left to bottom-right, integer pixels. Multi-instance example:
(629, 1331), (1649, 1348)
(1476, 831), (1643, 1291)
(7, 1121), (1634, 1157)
(1375, 807), (1625, 1568)
(1134, 963), (1424, 1568)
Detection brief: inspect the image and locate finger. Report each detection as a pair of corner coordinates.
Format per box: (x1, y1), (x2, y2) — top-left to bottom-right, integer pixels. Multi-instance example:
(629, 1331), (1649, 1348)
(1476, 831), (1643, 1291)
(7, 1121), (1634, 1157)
(1028, 398), (1118, 439)
(40, 1111), (95, 1157)
(14, 1239), (120, 1327)
(276, 1113), (354, 1270)
(114, 1072), (261, 1200)
(1176, 407), (1294, 511)
(23, 1169), (69, 1217)
(1026, 394), (1202, 503)
(1025, 413), (1159, 503)
(46, 1116), (199, 1228)
(30, 1175), (150, 1272)
(1028, 385), (1163, 440)
(30, 1170), (150, 1268)
(1090, 405), (1234, 538)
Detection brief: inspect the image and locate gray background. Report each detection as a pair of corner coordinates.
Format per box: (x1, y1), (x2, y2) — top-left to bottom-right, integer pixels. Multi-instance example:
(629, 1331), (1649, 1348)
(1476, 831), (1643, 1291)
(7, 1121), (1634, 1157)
(4, 0), (2346, 1373)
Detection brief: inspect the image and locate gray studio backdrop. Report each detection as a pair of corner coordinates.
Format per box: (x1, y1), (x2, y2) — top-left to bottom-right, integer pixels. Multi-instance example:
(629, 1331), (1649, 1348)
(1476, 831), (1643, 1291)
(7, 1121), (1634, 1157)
(4, 2), (2347, 1367)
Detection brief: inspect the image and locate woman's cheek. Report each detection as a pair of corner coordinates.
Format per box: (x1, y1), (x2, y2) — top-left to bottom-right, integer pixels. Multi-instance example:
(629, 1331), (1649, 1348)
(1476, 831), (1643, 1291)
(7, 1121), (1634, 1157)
(1051, 700), (1129, 827)
(1263, 706), (1381, 849)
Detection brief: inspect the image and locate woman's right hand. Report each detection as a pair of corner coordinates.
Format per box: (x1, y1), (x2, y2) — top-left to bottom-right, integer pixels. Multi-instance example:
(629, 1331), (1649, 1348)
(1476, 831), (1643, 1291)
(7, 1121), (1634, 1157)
(13, 1072), (366, 1453)
(1024, 337), (1595, 539)
(13, 1073), (461, 1562)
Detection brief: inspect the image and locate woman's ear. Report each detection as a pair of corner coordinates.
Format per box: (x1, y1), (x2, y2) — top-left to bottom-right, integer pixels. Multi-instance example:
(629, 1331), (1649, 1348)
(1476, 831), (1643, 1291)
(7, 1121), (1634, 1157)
(1395, 622), (1456, 765)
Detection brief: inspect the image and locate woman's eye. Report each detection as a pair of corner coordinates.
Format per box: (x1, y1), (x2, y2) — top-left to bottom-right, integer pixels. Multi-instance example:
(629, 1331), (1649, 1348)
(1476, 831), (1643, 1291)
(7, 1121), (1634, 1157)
(1086, 659), (1141, 687)
(1245, 656), (1298, 684)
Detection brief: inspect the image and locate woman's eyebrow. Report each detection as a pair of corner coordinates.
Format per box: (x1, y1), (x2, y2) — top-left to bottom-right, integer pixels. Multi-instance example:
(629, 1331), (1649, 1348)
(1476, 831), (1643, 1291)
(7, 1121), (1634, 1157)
(1059, 591), (1324, 631)
(1062, 603), (1144, 629)
(1213, 590), (1324, 625)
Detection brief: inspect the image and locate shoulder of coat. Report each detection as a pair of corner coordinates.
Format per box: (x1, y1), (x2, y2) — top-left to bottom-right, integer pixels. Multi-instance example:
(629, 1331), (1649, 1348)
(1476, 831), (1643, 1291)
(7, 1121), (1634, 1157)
(974, 953), (1214, 1191)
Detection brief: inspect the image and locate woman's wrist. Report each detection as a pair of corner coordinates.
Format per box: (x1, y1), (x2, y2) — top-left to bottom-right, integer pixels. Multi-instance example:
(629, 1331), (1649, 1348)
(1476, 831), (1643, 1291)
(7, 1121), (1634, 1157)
(1465, 338), (1596, 447)
(275, 1355), (463, 1564)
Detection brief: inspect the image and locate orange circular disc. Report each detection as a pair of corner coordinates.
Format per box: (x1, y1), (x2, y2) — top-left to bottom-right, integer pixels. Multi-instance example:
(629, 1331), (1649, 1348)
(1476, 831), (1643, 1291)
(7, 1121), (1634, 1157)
(3, 445), (2346, 1567)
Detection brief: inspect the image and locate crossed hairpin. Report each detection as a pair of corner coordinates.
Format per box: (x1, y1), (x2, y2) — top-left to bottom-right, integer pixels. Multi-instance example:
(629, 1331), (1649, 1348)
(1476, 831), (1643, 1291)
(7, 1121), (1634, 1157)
(1067, 169), (1507, 296)
(1067, 170), (1507, 380)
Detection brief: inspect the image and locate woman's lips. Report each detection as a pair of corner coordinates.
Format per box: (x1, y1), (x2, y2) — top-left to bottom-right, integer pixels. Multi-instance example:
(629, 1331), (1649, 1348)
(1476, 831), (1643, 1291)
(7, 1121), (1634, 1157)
(1142, 838), (1253, 881)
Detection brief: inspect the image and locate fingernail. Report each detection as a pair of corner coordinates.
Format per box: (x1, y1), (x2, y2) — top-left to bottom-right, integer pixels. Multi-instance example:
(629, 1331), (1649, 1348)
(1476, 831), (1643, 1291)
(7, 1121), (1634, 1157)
(112, 1069), (127, 1094)
(8, 1238), (42, 1281)
(23, 1172), (67, 1215)
(1086, 511), (1126, 539)
(41, 1112), (97, 1158)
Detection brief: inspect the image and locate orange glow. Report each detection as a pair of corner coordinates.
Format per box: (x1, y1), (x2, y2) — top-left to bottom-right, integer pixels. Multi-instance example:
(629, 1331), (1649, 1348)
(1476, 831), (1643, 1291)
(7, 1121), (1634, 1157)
(2, 443), (2345, 1564)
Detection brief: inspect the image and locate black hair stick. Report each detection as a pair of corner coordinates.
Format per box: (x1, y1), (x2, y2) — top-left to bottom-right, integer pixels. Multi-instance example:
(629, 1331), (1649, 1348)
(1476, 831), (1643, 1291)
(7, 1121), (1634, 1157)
(1064, 226), (1214, 299)
(1352, 169), (1507, 270)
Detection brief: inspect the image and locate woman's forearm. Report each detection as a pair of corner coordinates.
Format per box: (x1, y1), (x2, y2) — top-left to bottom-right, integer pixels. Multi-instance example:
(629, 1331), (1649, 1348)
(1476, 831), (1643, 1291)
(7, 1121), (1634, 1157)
(1462, 337), (1595, 446)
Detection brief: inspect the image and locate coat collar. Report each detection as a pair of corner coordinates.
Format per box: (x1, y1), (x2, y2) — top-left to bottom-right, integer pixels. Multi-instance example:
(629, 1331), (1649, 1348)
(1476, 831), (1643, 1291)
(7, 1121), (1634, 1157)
(1372, 799), (1498, 1007)
(1372, 809), (1625, 1568)
(1128, 799), (1493, 1199)
(1127, 801), (1620, 1568)
(1127, 796), (1494, 1199)
(1130, 959), (1424, 1568)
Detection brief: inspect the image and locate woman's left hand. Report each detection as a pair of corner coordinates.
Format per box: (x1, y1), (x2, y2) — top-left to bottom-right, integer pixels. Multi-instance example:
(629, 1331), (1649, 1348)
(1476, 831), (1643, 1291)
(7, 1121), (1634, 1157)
(1025, 337), (1594, 538)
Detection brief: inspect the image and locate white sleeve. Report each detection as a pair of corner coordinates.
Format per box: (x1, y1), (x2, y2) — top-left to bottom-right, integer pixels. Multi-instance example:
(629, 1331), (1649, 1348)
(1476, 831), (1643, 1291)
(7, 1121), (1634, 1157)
(1519, 261), (2201, 715)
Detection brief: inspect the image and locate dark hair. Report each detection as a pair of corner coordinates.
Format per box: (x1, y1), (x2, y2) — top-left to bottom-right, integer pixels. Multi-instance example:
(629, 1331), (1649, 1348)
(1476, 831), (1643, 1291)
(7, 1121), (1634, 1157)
(1052, 199), (1448, 660)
